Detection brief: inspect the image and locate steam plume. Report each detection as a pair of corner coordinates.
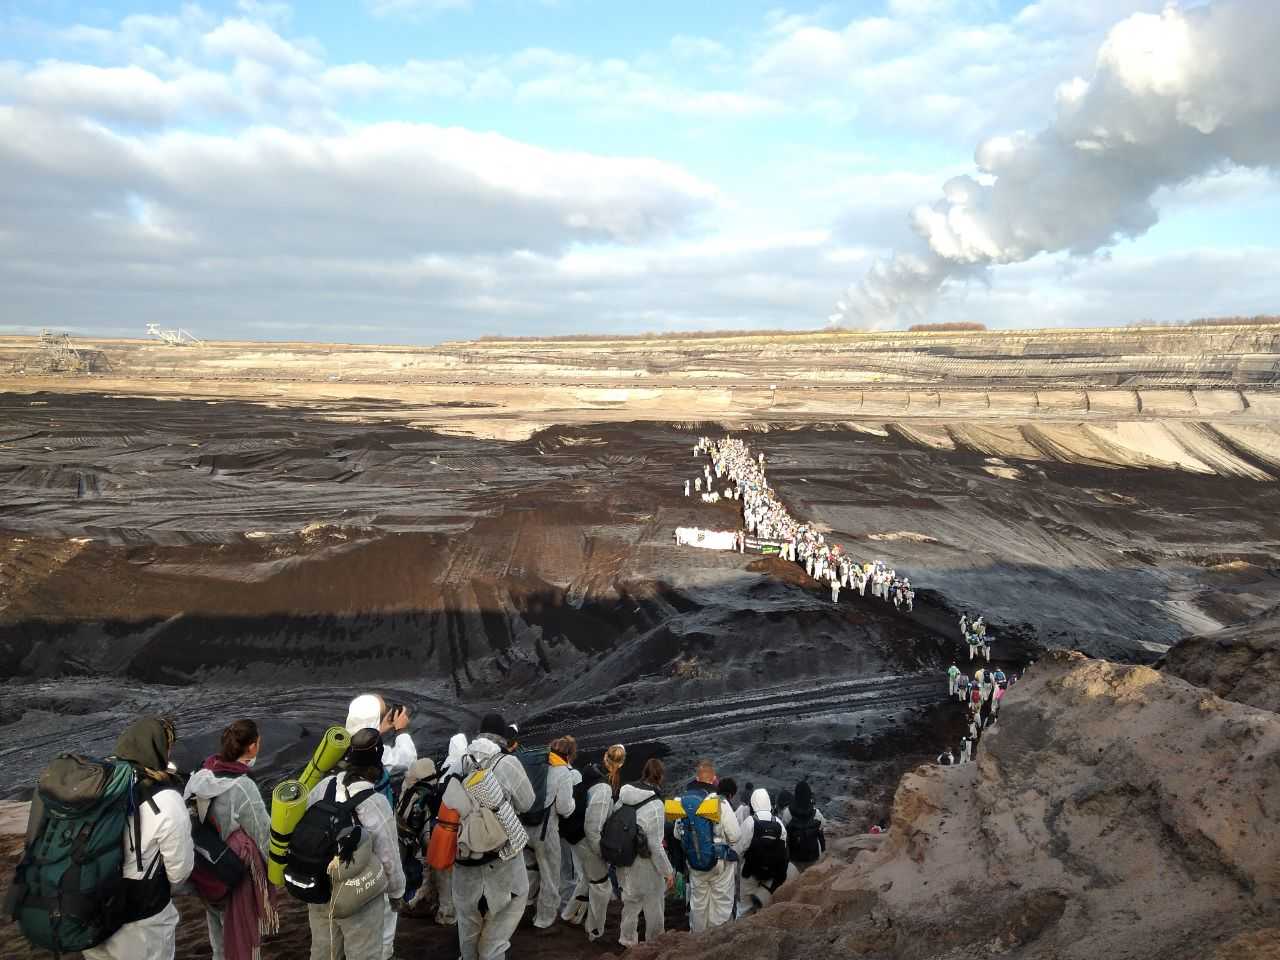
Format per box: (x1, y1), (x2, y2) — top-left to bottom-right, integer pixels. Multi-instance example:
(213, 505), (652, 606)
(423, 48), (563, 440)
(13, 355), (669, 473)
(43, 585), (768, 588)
(832, 0), (1280, 328)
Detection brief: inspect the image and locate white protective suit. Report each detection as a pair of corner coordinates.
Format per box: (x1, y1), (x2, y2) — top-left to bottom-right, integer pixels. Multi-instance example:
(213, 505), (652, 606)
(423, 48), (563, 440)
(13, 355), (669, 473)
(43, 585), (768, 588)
(580, 776), (616, 941)
(733, 789), (793, 916)
(82, 785), (194, 960)
(305, 772), (405, 960)
(344, 695), (418, 776)
(184, 768), (271, 960)
(452, 736), (535, 960)
(677, 785), (740, 933)
(615, 783), (673, 946)
(433, 733), (469, 926)
(528, 757), (576, 927)
(559, 767), (587, 923)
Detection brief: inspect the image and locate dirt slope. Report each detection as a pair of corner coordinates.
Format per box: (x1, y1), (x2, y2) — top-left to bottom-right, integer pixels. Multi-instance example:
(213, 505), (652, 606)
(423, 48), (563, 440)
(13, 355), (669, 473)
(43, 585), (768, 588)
(1163, 607), (1280, 713)
(629, 650), (1280, 960)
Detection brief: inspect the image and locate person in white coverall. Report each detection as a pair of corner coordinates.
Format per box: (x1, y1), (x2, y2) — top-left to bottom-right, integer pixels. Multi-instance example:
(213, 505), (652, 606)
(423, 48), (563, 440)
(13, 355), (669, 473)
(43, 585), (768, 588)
(432, 732), (468, 926)
(183, 719), (271, 960)
(616, 759), (675, 946)
(305, 730), (405, 960)
(733, 789), (794, 916)
(83, 717), (193, 960)
(582, 744), (626, 941)
(346, 694), (416, 958)
(678, 759), (740, 934)
(346, 693), (418, 775)
(452, 714), (536, 960)
(529, 739), (577, 928)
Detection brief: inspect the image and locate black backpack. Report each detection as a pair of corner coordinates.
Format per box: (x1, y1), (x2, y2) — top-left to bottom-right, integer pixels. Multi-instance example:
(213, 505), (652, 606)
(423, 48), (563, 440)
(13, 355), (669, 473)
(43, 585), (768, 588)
(395, 777), (441, 903)
(786, 806), (825, 864)
(742, 814), (788, 890)
(283, 777), (375, 904)
(559, 765), (604, 846)
(515, 749), (551, 831)
(599, 792), (660, 868)
(188, 799), (246, 905)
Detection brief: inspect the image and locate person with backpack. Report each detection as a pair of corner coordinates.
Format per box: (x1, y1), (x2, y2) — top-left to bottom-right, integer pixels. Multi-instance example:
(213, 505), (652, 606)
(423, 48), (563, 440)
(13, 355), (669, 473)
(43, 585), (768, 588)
(397, 758), (440, 911)
(556, 738), (597, 927)
(781, 781), (826, 872)
(521, 736), (575, 930)
(579, 743), (625, 942)
(76, 717), (194, 960)
(734, 788), (791, 916)
(346, 693), (418, 776)
(611, 758), (673, 947)
(675, 758), (740, 933)
(431, 731), (468, 926)
(294, 728), (404, 960)
(183, 719), (274, 960)
(450, 713), (536, 960)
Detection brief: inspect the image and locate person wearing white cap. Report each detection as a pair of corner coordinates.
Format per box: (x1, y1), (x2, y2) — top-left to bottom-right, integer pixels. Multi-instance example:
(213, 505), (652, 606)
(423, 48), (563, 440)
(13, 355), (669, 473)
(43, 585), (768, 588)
(346, 694), (417, 776)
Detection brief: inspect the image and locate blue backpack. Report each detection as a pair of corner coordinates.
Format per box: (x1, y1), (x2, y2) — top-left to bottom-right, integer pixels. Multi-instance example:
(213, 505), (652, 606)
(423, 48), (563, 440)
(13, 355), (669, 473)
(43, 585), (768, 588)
(678, 789), (723, 872)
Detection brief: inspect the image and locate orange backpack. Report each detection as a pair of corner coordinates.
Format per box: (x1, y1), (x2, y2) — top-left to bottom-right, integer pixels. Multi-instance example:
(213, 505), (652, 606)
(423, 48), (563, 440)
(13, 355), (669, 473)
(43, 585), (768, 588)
(427, 802), (460, 870)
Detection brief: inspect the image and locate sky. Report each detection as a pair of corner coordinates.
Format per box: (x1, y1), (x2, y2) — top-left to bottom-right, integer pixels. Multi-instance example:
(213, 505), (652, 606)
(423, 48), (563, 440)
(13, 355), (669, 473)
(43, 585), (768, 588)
(1, 0), (1278, 343)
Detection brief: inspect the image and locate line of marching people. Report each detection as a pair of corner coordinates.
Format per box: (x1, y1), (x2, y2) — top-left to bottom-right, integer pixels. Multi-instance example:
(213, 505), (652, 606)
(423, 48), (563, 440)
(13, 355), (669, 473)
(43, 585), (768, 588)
(10, 698), (836, 960)
(939, 656), (1015, 765)
(686, 436), (916, 613)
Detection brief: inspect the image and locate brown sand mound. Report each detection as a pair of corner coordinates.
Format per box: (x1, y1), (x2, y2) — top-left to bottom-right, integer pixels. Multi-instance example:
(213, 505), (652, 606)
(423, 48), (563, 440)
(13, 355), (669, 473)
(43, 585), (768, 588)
(628, 650), (1280, 960)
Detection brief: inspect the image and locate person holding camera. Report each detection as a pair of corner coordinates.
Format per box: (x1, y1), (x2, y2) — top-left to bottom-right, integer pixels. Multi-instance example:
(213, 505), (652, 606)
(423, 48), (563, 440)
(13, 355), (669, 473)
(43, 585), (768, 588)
(345, 694), (418, 776)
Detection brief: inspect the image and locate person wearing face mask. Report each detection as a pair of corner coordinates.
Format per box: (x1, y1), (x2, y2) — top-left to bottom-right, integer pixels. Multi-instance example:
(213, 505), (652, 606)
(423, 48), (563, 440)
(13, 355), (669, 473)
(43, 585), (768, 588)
(184, 719), (274, 960)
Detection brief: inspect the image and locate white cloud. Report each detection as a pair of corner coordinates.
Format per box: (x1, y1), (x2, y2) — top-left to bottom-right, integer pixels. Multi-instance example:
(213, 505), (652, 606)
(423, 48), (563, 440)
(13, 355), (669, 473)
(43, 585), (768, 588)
(202, 18), (320, 71)
(366, 0), (473, 16)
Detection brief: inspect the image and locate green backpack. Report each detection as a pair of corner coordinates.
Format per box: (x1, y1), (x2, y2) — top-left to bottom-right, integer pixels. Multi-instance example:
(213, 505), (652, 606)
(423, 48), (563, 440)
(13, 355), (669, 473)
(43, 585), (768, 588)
(8, 755), (137, 954)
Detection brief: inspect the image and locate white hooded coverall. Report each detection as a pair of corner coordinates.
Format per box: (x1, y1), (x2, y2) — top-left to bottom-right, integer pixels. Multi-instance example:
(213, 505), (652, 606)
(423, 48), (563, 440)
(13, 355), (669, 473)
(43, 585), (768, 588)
(615, 784), (673, 946)
(82, 786), (193, 960)
(433, 733), (468, 925)
(733, 789), (793, 916)
(678, 787), (740, 933)
(183, 768), (271, 960)
(451, 737), (536, 960)
(528, 758), (575, 927)
(304, 773), (405, 960)
(579, 777), (616, 941)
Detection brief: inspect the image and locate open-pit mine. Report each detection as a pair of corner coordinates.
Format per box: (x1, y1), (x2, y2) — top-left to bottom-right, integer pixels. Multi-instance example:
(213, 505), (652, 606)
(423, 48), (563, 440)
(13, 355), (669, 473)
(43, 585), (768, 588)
(2, 322), (1280, 960)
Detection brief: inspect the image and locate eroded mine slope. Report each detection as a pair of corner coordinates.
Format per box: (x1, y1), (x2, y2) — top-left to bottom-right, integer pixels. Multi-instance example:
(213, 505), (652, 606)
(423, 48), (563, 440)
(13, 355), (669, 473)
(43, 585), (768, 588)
(630, 650), (1280, 960)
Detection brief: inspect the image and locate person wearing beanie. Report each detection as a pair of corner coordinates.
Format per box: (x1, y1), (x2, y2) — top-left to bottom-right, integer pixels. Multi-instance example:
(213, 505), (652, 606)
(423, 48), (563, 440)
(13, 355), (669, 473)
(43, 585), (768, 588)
(453, 713), (535, 960)
(345, 693), (417, 777)
(305, 728), (405, 960)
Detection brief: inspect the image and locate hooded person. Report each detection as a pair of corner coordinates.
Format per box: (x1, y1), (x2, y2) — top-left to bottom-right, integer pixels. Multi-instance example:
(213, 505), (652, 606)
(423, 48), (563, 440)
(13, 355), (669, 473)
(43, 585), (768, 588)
(676, 758), (741, 934)
(780, 781), (826, 872)
(452, 713), (536, 960)
(734, 789), (791, 916)
(580, 743), (625, 942)
(431, 734), (468, 927)
(528, 737), (576, 930)
(615, 758), (674, 947)
(82, 717), (194, 960)
(346, 694), (417, 777)
(399, 758), (439, 912)
(184, 720), (275, 960)
(304, 729), (404, 960)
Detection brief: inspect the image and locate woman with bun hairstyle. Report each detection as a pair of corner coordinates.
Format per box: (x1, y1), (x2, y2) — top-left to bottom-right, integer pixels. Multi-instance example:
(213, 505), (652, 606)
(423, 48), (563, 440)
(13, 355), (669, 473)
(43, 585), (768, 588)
(184, 719), (274, 960)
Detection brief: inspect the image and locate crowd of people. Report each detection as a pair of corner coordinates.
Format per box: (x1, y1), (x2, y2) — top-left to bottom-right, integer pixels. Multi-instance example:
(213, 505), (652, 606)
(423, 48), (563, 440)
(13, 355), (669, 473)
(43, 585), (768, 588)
(11, 697), (833, 960)
(686, 437), (916, 611)
(681, 436), (1020, 773)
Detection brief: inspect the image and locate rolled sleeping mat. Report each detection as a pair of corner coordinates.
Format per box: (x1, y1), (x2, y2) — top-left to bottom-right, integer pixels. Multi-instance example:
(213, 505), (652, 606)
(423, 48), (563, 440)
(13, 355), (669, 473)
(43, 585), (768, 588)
(267, 780), (307, 887)
(296, 725), (351, 793)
